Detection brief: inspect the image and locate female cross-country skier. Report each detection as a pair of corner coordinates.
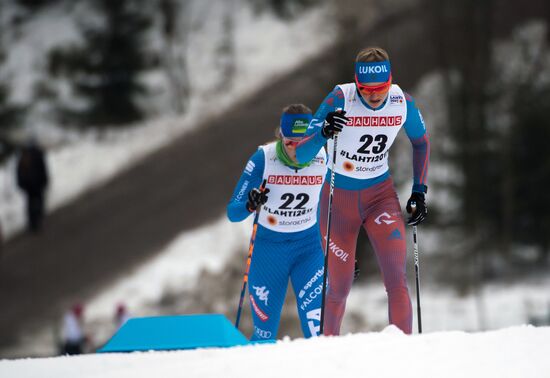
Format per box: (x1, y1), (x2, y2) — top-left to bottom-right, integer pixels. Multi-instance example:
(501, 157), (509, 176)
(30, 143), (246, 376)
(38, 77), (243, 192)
(296, 47), (430, 335)
(227, 104), (327, 341)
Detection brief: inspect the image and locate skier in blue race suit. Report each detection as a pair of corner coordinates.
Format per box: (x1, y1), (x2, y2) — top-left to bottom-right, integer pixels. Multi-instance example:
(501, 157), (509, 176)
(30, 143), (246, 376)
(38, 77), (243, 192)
(227, 104), (327, 341)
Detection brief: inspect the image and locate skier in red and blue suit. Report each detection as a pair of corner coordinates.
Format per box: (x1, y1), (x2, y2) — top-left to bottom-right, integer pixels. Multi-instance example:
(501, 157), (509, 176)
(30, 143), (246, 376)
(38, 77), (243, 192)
(296, 47), (430, 335)
(227, 104), (327, 341)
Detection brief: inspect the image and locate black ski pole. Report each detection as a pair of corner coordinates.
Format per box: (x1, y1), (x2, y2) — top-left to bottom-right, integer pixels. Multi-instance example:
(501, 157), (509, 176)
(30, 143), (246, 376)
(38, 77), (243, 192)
(412, 224), (422, 333)
(320, 131), (339, 335)
(235, 179), (267, 329)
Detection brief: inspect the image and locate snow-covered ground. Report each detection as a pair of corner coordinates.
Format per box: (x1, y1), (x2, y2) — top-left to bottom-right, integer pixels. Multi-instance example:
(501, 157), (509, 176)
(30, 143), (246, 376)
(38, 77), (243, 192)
(1, 325), (549, 378)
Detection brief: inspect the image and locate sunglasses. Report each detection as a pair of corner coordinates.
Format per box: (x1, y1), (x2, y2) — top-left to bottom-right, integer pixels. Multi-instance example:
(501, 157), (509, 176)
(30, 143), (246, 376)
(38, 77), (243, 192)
(355, 74), (392, 95)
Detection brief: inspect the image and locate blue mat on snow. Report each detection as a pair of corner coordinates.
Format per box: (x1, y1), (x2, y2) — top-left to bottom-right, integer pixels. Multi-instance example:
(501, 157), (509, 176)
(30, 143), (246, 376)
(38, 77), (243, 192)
(98, 314), (250, 353)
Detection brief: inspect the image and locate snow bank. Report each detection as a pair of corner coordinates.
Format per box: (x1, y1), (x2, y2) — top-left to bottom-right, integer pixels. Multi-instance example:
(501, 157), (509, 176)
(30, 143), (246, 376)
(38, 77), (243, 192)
(1, 325), (548, 378)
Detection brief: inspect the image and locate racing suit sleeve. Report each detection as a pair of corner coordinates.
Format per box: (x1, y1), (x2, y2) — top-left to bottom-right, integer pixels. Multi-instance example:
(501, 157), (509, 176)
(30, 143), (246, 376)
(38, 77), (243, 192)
(296, 86), (345, 164)
(226, 148), (265, 222)
(403, 92), (430, 193)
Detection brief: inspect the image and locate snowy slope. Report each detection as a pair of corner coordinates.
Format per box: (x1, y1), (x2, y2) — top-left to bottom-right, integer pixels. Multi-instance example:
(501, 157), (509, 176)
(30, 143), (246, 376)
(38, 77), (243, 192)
(0, 0), (334, 239)
(1, 326), (549, 378)
(4, 211), (548, 359)
(84, 215), (550, 336)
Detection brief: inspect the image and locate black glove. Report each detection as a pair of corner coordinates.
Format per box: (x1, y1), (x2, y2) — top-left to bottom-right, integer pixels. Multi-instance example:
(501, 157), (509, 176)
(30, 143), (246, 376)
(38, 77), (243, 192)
(406, 192), (427, 226)
(247, 187), (270, 212)
(321, 110), (348, 138)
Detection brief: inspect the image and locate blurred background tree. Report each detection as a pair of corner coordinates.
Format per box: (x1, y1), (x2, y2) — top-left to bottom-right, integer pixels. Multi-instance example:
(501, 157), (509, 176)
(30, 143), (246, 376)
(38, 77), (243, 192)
(248, 0), (322, 19)
(48, 0), (155, 127)
(0, 34), (22, 163)
(419, 0), (550, 292)
(509, 86), (550, 265)
(159, 0), (191, 115)
(15, 0), (61, 8)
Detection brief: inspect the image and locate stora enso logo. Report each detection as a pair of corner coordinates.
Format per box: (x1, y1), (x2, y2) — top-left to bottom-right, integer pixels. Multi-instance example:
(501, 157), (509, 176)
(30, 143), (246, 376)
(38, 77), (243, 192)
(390, 94), (404, 105)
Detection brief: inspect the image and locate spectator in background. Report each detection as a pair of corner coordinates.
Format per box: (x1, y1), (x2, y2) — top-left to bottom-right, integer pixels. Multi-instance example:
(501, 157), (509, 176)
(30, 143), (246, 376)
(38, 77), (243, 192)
(60, 303), (86, 355)
(16, 138), (49, 233)
(114, 303), (130, 330)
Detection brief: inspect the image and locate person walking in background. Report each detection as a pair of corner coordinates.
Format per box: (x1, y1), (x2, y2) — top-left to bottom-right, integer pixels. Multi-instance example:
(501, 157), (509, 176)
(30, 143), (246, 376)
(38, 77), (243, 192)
(296, 47), (430, 335)
(227, 104), (327, 341)
(60, 303), (87, 355)
(114, 303), (130, 330)
(16, 138), (49, 233)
